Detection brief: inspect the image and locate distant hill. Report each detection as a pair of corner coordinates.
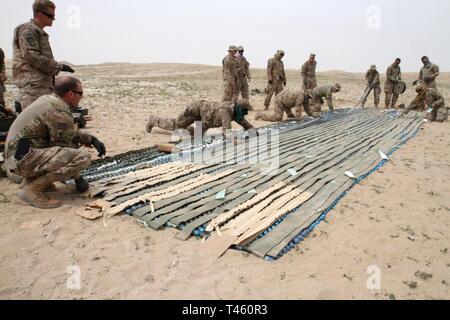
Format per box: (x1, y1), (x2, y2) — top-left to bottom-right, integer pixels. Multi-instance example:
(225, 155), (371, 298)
(2, 60), (449, 77)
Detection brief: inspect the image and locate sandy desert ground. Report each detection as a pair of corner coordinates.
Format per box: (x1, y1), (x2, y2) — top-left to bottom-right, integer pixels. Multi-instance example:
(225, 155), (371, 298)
(0, 62), (449, 300)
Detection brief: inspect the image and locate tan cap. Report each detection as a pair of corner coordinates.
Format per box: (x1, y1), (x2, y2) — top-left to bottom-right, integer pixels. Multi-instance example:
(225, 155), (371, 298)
(310, 53), (316, 58)
(277, 50), (285, 56)
(333, 83), (341, 91)
(237, 46), (244, 51)
(228, 45), (237, 52)
(370, 64), (376, 69)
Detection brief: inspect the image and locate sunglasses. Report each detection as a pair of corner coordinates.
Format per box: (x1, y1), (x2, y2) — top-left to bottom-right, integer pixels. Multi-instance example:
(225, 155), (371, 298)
(72, 90), (83, 97)
(38, 11), (55, 20)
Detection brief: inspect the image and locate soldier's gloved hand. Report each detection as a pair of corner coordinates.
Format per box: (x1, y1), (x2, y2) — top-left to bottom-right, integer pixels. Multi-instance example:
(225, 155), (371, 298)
(283, 81), (287, 87)
(413, 80), (419, 86)
(61, 64), (75, 73)
(91, 137), (106, 158)
(268, 80), (273, 84)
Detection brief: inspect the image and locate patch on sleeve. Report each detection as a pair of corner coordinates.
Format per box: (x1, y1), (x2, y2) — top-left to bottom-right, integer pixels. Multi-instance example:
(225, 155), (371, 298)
(24, 33), (37, 48)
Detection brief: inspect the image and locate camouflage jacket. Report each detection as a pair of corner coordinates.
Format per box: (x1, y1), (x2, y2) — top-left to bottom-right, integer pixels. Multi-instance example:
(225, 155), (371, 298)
(276, 89), (310, 113)
(301, 60), (317, 81)
(222, 54), (238, 81)
(419, 63), (440, 82)
(194, 100), (254, 133)
(365, 69), (380, 86)
(406, 88), (445, 113)
(267, 56), (286, 83)
(5, 94), (92, 161)
(236, 56), (251, 80)
(12, 20), (62, 88)
(308, 85), (335, 111)
(386, 63), (401, 83)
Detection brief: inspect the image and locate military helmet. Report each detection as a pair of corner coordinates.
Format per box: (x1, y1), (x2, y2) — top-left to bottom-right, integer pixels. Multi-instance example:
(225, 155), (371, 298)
(237, 46), (244, 51)
(236, 99), (253, 111)
(370, 64), (376, 69)
(310, 53), (316, 59)
(333, 83), (341, 91)
(228, 45), (237, 52)
(277, 50), (285, 56)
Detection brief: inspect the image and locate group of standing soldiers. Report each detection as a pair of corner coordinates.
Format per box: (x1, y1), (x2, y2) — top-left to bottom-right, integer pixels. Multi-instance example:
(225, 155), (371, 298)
(359, 56), (446, 122)
(221, 48), (343, 123)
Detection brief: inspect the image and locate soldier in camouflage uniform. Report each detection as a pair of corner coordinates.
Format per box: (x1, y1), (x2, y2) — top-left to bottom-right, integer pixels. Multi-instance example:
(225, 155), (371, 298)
(413, 56), (440, 89)
(3, 76), (106, 209)
(384, 58), (402, 108)
(264, 50), (286, 110)
(301, 53), (317, 90)
(255, 89), (316, 122)
(0, 47), (13, 117)
(361, 65), (381, 108)
(12, 0), (74, 110)
(307, 84), (341, 113)
(235, 46), (251, 101)
(0, 47), (6, 110)
(146, 99), (255, 137)
(222, 45), (239, 102)
(401, 85), (448, 122)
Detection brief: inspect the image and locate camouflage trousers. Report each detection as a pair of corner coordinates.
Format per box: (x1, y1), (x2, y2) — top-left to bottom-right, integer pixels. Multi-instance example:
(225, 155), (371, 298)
(153, 107), (206, 136)
(14, 147), (91, 181)
(235, 77), (249, 101)
(264, 81), (284, 109)
(385, 93), (400, 108)
(302, 78), (317, 90)
(222, 79), (238, 103)
(0, 82), (5, 107)
(384, 81), (399, 108)
(361, 85), (381, 107)
(18, 84), (54, 110)
(259, 95), (315, 122)
(427, 104), (448, 123)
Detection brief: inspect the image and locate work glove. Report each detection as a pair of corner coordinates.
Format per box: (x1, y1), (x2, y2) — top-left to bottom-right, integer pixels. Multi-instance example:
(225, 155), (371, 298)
(61, 64), (75, 73)
(75, 176), (90, 193)
(74, 114), (87, 129)
(412, 80), (419, 86)
(91, 136), (106, 158)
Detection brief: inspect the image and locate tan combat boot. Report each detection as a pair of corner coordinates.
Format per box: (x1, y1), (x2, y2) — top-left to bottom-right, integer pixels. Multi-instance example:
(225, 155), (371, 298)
(17, 175), (61, 209)
(145, 116), (157, 133)
(19, 177), (56, 192)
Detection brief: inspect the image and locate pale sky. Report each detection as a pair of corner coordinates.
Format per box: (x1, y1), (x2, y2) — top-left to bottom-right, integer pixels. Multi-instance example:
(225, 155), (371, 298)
(1, 0), (449, 72)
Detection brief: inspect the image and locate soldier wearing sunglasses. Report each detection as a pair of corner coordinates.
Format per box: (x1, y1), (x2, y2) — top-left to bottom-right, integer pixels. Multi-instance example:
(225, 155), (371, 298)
(12, 0), (74, 110)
